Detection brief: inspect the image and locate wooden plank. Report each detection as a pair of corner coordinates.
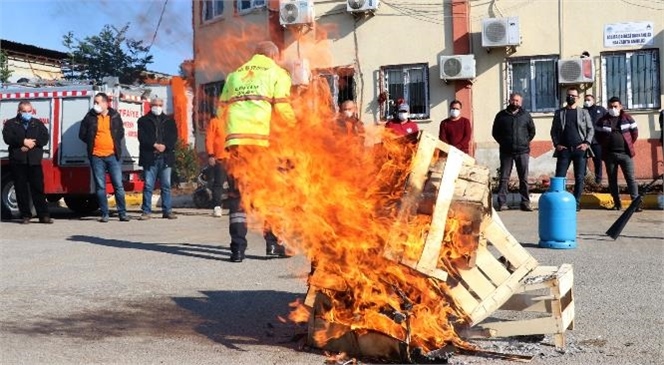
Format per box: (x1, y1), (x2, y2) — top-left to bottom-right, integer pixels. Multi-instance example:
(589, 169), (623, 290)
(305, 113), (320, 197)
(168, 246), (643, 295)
(499, 294), (554, 313)
(482, 212), (534, 268)
(457, 266), (496, 300)
(556, 264), (574, 298)
(304, 285), (320, 307)
(468, 256), (539, 325)
(561, 299), (575, 331)
(450, 284), (481, 315)
(476, 316), (560, 337)
(475, 245), (511, 286)
(435, 139), (476, 165)
(408, 132), (439, 193)
(415, 148), (466, 279)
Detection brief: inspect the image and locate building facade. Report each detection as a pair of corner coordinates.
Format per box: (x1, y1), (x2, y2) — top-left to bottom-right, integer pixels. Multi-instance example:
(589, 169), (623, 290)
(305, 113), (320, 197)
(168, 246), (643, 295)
(1, 39), (68, 83)
(192, 0), (663, 180)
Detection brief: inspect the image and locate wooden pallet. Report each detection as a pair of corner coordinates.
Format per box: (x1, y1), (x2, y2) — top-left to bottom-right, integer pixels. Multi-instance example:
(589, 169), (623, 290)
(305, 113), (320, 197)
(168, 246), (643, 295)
(382, 132), (574, 347)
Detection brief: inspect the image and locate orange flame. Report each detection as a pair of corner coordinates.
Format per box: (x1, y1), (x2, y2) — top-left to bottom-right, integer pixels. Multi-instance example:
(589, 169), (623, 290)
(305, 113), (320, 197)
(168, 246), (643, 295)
(211, 20), (472, 353)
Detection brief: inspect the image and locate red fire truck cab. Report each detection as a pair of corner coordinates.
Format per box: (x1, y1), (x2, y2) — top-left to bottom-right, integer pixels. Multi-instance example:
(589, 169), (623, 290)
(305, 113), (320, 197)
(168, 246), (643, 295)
(1, 83), (148, 218)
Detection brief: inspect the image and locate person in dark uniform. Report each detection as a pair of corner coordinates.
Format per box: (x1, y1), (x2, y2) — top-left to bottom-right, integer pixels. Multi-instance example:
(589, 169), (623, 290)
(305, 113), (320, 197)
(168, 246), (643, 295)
(2, 101), (52, 224)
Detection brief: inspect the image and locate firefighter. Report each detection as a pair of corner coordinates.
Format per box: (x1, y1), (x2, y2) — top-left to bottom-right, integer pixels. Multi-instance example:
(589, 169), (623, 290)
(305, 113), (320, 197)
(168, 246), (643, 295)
(2, 101), (52, 224)
(216, 40), (296, 263)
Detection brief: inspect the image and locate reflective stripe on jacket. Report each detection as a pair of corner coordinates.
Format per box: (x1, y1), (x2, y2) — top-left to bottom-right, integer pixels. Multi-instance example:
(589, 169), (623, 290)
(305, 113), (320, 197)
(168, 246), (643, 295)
(218, 54), (295, 148)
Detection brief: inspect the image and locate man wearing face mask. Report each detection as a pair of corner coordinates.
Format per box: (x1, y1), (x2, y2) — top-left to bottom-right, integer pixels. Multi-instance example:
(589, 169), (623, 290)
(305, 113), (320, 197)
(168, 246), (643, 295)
(385, 103), (419, 137)
(438, 100), (471, 154)
(583, 95), (607, 184)
(492, 92), (536, 211)
(595, 97), (639, 211)
(2, 101), (52, 224)
(550, 87), (594, 211)
(137, 97), (179, 220)
(79, 92), (130, 222)
(335, 100), (365, 143)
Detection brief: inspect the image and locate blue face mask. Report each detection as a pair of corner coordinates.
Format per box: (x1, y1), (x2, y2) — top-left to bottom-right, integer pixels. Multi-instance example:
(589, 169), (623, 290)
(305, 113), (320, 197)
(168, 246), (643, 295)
(20, 112), (32, 121)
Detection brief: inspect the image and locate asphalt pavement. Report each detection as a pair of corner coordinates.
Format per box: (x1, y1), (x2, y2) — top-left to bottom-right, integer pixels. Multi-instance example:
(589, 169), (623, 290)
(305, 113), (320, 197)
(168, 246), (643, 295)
(0, 207), (662, 365)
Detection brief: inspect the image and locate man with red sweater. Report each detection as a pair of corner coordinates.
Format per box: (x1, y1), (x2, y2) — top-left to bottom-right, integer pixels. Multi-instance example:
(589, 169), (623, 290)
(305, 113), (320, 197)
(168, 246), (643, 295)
(385, 103), (419, 136)
(439, 100), (471, 154)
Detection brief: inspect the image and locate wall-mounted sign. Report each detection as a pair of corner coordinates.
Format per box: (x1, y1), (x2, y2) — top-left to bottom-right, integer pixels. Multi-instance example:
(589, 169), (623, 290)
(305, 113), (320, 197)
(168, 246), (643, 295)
(604, 21), (654, 48)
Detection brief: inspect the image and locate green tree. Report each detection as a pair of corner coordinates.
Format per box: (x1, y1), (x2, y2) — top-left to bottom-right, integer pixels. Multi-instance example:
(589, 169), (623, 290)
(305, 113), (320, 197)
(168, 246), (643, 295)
(0, 51), (13, 83)
(62, 24), (153, 84)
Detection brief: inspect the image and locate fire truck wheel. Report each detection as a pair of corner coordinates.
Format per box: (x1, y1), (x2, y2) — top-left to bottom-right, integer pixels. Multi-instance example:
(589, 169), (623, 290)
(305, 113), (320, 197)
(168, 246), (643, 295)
(1, 177), (34, 219)
(64, 196), (100, 215)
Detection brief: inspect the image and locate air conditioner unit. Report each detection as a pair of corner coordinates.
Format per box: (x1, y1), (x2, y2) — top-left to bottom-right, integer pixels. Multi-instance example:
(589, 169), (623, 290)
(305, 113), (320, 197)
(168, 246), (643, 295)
(279, 0), (314, 26)
(558, 58), (595, 84)
(290, 58), (311, 86)
(439, 55), (476, 80)
(481, 17), (521, 47)
(347, 0), (379, 12)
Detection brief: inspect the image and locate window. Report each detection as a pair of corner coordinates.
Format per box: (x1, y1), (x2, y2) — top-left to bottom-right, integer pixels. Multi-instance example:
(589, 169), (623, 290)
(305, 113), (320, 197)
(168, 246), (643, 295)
(202, 1), (224, 22)
(198, 81), (225, 130)
(237, 0), (266, 14)
(381, 63), (430, 120)
(508, 56), (559, 113)
(316, 67), (356, 112)
(601, 49), (660, 110)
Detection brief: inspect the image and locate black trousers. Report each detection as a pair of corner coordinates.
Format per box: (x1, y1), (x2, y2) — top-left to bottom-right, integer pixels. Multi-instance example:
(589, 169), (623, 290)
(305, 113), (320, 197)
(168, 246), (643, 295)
(226, 174), (279, 254)
(497, 152), (530, 207)
(210, 162), (227, 207)
(11, 163), (49, 218)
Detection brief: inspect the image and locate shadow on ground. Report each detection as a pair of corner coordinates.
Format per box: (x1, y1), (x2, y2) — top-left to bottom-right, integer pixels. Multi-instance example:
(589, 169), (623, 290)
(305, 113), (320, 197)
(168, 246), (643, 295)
(1, 290), (309, 352)
(66, 235), (267, 261)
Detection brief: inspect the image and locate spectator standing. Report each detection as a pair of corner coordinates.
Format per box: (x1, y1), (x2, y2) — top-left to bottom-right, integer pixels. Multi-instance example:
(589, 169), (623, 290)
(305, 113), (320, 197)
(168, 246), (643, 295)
(205, 116), (228, 218)
(595, 97), (640, 211)
(1, 101), (52, 224)
(78, 93), (130, 222)
(439, 99), (471, 154)
(137, 97), (179, 220)
(385, 103), (419, 137)
(491, 92), (536, 211)
(583, 94), (607, 184)
(550, 87), (594, 211)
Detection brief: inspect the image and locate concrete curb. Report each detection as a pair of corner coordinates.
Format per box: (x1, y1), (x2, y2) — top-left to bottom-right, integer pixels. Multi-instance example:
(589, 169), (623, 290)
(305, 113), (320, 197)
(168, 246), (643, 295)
(495, 192), (663, 210)
(108, 193), (196, 209)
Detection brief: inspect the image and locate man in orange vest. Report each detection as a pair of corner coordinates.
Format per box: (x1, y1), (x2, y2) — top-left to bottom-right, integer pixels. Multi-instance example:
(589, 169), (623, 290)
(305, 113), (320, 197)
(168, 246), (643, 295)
(215, 41), (296, 263)
(205, 116), (227, 218)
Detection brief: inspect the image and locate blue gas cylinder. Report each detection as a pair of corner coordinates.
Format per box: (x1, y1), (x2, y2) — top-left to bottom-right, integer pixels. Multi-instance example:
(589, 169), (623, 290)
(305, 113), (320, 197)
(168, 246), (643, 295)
(538, 177), (577, 249)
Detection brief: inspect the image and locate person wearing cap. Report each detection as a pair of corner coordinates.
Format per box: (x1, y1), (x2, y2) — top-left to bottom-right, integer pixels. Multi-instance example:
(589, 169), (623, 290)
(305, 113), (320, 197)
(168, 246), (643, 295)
(137, 97), (179, 220)
(385, 103), (419, 137)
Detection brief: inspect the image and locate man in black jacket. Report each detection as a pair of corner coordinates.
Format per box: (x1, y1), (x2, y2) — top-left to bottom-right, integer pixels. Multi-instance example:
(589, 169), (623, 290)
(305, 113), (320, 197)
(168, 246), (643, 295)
(2, 101), (53, 224)
(491, 92), (536, 212)
(78, 93), (129, 222)
(583, 94), (607, 184)
(551, 87), (594, 211)
(137, 97), (178, 220)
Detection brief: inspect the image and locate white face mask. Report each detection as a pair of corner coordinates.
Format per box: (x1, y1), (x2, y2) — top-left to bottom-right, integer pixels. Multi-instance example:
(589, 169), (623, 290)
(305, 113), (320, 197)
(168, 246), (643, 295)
(397, 112), (409, 121)
(608, 107), (620, 117)
(151, 106), (163, 116)
(93, 104), (103, 114)
(583, 100), (594, 108)
(343, 110), (353, 118)
(450, 109), (461, 118)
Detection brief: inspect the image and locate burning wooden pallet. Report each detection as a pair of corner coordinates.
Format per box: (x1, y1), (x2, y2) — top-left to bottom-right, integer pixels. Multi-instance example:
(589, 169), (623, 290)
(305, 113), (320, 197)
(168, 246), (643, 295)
(303, 132), (575, 359)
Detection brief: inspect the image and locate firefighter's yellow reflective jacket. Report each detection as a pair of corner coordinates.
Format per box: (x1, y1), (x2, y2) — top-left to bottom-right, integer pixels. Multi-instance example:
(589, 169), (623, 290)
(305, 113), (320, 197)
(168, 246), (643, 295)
(218, 54), (295, 147)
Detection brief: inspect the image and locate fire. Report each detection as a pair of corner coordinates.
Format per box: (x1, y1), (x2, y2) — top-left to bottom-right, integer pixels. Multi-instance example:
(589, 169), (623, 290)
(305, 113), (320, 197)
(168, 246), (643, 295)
(211, 20), (473, 355)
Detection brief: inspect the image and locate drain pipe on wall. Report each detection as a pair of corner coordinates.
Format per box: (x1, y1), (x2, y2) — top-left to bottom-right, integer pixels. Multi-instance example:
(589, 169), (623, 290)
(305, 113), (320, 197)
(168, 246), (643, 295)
(451, 0), (474, 156)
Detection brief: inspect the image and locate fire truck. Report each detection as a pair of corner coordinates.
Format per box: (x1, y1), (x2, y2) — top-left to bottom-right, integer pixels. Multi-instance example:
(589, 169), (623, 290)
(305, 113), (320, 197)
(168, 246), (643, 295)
(0, 82), (149, 219)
